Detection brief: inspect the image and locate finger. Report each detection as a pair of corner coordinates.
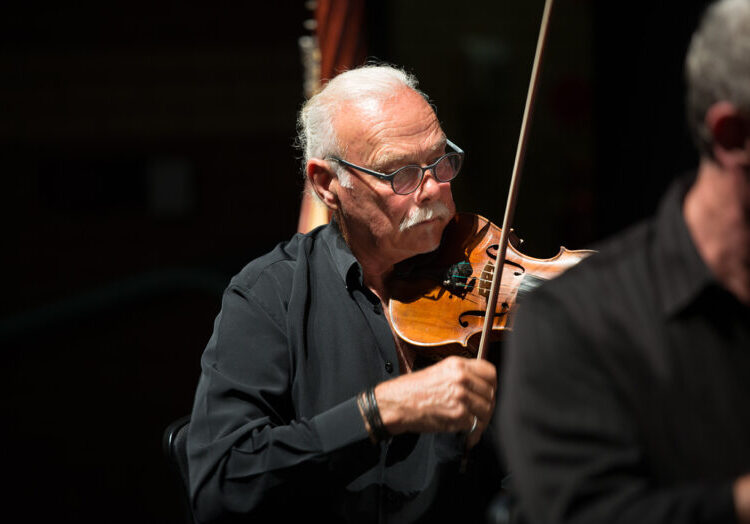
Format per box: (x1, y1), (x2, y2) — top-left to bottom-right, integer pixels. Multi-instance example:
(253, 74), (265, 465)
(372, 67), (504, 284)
(460, 365), (497, 403)
(465, 417), (488, 449)
(464, 374), (496, 403)
(464, 389), (496, 425)
(439, 357), (495, 397)
(462, 358), (498, 384)
(440, 355), (496, 382)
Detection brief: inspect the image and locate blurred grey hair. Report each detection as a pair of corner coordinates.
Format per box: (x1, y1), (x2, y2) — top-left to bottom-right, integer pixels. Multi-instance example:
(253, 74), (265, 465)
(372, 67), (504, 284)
(685, 0), (750, 157)
(296, 64), (429, 185)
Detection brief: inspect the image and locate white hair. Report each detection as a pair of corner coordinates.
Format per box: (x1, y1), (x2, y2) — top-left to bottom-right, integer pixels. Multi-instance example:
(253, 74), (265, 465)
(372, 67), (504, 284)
(296, 64), (429, 187)
(685, 0), (750, 156)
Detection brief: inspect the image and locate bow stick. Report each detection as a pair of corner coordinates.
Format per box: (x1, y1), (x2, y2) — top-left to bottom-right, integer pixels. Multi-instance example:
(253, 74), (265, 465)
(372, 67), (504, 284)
(475, 0), (555, 361)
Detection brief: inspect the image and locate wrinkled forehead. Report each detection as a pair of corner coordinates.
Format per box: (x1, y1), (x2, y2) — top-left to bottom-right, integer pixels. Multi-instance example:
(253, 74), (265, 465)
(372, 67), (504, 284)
(334, 87), (445, 163)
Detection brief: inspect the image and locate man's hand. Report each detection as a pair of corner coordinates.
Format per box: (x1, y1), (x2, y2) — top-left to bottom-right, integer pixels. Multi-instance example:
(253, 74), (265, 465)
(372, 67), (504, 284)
(374, 356), (497, 448)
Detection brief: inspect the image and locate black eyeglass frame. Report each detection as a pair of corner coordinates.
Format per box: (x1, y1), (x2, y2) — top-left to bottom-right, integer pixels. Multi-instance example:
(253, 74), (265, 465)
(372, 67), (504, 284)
(327, 139), (464, 195)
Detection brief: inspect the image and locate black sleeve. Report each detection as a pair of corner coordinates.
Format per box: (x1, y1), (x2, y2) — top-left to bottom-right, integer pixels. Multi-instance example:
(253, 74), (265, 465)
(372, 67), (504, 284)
(498, 293), (736, 524)
(187, 281), (371, 522)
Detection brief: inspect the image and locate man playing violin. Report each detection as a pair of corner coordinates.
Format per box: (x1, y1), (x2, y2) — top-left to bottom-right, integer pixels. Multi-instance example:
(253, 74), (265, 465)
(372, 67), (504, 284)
(499, 0), (750, 523)
(187, 65), (503, 522)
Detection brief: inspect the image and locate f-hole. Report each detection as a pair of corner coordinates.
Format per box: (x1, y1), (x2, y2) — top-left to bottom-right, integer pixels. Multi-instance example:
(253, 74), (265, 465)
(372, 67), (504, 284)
(486, 244), (527, 276)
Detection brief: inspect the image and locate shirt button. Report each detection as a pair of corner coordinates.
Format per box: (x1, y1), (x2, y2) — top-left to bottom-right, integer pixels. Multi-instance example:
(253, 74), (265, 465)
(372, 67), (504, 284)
(385, 361), (394, 374)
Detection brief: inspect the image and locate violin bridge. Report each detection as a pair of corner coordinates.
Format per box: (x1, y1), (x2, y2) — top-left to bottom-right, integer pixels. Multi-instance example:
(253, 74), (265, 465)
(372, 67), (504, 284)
(479, 262), (494, 298)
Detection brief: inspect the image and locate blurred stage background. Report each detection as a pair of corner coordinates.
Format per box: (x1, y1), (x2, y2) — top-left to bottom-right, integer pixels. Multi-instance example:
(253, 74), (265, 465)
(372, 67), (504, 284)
(1, 1), (710, 522)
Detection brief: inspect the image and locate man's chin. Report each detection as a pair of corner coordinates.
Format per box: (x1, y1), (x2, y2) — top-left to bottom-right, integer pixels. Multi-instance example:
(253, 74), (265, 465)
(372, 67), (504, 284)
(406, 222), (445, 253)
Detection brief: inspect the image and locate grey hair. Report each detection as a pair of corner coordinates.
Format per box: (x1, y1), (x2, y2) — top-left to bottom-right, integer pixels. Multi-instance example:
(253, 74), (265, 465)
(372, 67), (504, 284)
(685, 0), (750, 157)
(296, 64), (429, 186)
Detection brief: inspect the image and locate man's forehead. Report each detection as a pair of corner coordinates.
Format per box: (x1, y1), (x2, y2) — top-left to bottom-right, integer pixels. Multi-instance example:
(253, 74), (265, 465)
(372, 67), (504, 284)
(337, 87), (435, 129)
(336, 91), (444, 163)
(349, 96), (385, 120)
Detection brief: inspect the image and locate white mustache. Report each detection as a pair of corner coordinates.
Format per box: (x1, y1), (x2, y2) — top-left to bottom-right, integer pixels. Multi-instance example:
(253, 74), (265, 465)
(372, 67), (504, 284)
(399, 202), (452, 232)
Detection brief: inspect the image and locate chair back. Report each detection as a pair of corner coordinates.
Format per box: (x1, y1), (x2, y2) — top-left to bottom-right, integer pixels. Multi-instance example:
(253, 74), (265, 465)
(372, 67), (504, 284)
(163, 415), (194, 524)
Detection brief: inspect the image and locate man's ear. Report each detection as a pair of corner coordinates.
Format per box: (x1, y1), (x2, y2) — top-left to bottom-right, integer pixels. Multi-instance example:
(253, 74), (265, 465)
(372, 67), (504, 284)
(706, 101), (749, 157)
(307, 159), (340, 210)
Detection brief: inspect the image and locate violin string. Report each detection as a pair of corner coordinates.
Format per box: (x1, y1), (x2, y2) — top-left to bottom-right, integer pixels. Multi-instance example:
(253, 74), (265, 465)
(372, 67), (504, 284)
(451, 276), (519, 286)
(445, 292), (510, 311)
(442, 282), (520, 309)
(449, 275), (523, 288)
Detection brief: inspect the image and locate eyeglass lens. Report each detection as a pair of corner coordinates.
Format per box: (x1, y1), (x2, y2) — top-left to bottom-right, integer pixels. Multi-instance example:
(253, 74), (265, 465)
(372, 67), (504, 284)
(392, 153), (462, 194)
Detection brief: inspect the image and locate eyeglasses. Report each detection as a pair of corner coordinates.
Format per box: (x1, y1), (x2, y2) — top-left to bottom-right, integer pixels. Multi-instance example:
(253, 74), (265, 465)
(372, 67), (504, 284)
(327, 139), (464, 195)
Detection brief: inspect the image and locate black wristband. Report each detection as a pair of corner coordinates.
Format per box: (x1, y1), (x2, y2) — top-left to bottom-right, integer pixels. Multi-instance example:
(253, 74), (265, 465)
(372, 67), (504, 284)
(356, 390), (375, 443)
(358, 387), (390, 444)
(366, 387), (390, 443)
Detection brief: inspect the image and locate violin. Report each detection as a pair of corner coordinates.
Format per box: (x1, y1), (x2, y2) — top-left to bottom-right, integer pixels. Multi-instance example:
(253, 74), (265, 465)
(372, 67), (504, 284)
(387, 212), (594, 360)
(388, 0), (592, 363)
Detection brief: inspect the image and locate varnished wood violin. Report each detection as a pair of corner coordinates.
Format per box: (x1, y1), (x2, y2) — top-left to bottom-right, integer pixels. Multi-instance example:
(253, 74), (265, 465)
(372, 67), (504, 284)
(388, 212), (593, 360)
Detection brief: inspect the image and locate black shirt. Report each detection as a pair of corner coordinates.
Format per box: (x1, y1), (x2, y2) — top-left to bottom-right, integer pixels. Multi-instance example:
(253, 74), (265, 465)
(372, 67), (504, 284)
(499, 174), (750, 524)
(188, 220), (502, 523)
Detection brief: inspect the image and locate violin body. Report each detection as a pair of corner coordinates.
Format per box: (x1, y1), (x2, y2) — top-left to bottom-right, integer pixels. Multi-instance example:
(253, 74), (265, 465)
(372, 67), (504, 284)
(388, 212), (594, 359)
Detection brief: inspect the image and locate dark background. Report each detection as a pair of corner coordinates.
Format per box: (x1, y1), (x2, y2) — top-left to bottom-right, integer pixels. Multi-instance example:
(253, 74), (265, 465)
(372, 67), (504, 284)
(1, 1), (711, 522)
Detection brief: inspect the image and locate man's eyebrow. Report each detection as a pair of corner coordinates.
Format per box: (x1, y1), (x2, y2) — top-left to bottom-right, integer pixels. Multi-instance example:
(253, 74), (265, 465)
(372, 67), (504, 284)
(374, 138), (447, 172)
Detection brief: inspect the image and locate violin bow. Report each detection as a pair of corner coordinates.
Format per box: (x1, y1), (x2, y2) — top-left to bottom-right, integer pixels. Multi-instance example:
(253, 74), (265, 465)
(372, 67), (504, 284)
(475, 0), (555, 361)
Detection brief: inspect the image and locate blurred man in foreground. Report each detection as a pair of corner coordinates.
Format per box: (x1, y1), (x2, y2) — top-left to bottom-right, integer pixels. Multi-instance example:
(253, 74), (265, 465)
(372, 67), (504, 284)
(500, 0), (750, 522)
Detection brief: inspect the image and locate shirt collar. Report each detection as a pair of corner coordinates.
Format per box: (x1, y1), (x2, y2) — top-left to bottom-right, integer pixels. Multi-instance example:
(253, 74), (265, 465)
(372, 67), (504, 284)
(319, 218), (363, 291)
(652, 172), (716, 317)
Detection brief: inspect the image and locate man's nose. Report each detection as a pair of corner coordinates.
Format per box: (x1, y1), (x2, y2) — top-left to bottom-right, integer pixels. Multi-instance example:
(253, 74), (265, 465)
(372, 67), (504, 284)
(415, 169), (442, 201)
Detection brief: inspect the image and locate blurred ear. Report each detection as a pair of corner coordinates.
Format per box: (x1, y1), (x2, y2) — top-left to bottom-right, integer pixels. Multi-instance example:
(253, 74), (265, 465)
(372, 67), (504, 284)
(306, 159), (340, 210)
(706, 101), (749, 161)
